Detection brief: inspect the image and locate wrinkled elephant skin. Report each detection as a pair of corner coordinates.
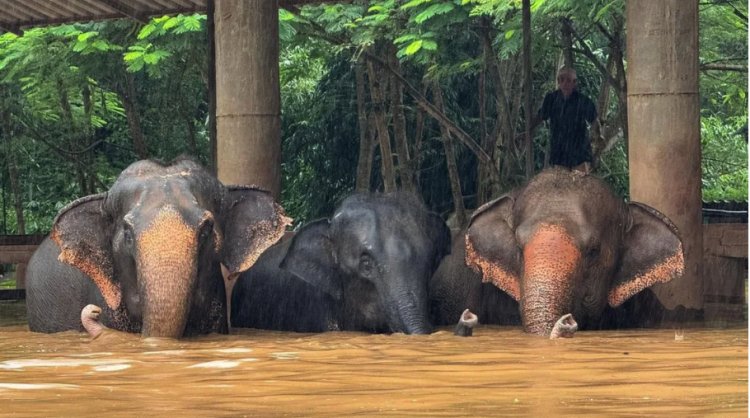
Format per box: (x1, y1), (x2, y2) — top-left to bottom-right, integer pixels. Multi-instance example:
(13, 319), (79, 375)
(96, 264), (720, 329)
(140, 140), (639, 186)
(231, 192), (451, 334)
(431, 168), (684, 336)
(26, 158), (290, 338)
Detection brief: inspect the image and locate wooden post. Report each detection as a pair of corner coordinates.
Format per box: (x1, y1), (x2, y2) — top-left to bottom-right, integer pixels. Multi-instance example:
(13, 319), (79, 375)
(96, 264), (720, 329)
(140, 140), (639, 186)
(627, 0), (702, 309)
(214, 0), (281, 198)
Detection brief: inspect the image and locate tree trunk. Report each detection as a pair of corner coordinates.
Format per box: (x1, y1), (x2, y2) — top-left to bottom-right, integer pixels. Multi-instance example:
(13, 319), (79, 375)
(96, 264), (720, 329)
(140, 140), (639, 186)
(355, 59), (374, 192)
(522, 0), (533, 178)
(81, 81), (98, 195)
(590, 53), (615, 161)
(57, 78), (87, 195)
(388, 45), (416, 193)
(0, 90), (24, 234)
(433, 83), (466, 228)
(365, 53), (492, 167)
(120, 71), (149, 159)
(411, 81), (428, 185)
(367, 58), (396, 192)
(207, 0), (217, 175)
(560, 17), (574, 68)
(477, 20), (500, 204)
(185, 113), (198, 156)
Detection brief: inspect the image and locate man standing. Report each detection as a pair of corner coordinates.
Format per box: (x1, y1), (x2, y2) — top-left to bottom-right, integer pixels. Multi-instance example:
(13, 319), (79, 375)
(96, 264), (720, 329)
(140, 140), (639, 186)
(531, 66), (597, 172)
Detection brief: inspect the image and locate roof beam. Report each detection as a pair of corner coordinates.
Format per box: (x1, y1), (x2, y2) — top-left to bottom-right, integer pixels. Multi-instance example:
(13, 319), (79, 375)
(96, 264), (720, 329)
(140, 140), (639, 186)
(91, 0), (148, 23)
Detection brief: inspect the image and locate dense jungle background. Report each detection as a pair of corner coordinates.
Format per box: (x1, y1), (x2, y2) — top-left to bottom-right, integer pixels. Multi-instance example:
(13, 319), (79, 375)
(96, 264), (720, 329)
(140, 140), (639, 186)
(0, 0), (746, 235)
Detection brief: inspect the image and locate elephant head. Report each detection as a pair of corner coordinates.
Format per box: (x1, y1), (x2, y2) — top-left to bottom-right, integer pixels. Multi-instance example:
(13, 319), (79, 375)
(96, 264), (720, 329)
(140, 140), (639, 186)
(50, 158), (290, 338)
(280, 193), (450, 334)
(465, 168), (684, 336)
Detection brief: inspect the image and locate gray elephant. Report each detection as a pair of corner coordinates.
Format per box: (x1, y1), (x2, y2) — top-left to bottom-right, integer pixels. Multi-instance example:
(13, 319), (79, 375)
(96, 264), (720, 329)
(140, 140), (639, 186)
(26, 158), (290, 338)
(231, 192), (451, 334)
(430, 167), (685, 336)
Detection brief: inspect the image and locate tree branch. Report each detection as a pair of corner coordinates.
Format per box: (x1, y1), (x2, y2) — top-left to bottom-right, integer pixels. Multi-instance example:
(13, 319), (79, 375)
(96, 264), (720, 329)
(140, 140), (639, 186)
(701, 63), (747, 72)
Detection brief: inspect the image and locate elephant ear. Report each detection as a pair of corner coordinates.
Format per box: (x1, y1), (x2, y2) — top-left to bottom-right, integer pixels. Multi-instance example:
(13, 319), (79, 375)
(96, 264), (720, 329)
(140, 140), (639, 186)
(279, 219), (342, 300)
(221, 185), (292, 279)
(465, 194), (522, 301)
(50, 193), (121, 310)
(426, 212), (452, 271)
(608, 202), (685, 307)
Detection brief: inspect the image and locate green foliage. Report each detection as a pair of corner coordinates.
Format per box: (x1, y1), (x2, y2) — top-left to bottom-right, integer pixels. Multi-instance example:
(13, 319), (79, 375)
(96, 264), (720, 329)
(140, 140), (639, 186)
(0, 1), (746, 235)
(280, 52), (358, 225)
(701, 116), (748, 202)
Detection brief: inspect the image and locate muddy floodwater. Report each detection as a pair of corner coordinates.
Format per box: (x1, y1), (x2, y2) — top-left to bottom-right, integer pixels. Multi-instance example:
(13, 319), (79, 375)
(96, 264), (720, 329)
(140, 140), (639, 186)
(0, 301), (746, 417)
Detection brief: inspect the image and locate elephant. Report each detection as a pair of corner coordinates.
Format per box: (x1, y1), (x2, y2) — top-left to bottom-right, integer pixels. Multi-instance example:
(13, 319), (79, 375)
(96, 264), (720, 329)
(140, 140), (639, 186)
(231, 192), (451, 334)
(430, 167), (685, 336)
(26, 158), (290, 338)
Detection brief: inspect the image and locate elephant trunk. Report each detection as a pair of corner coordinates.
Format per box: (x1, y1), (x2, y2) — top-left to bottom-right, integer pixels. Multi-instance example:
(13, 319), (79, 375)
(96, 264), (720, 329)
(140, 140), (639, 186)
(521, 224), (581, 336)
(386, 277), (432, 335)
(136, 209), (200, 338)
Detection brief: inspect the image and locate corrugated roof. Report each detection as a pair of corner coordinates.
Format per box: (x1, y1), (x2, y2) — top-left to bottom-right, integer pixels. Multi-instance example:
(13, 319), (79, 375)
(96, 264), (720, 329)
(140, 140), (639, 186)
(0, 0), (330, 34)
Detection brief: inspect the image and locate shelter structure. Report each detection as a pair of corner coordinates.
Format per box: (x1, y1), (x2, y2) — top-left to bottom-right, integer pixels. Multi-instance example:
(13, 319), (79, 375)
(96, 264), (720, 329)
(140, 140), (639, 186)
(0, 1), (713, 313)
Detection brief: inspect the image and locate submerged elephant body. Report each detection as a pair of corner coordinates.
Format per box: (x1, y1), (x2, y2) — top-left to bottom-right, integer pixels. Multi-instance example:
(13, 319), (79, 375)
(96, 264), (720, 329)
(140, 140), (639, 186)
(231, 192), (451, 334)
(26, 158), (289, 338)
(430, 168), (685, 336)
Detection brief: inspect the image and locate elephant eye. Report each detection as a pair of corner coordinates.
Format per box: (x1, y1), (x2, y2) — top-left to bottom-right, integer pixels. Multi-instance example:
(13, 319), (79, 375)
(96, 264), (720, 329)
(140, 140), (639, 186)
(359, 253), (375, 277)
(123, 225), (135, 248)
(585, 244), (600, 259)
(198, 219), (214, 242)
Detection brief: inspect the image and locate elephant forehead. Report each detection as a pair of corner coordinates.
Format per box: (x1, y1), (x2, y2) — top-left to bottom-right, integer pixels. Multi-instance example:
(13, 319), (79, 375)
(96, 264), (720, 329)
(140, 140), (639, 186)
(137, 207), (199, 261)
(109, 173), (220, 215)
(523, 224), (581, 276)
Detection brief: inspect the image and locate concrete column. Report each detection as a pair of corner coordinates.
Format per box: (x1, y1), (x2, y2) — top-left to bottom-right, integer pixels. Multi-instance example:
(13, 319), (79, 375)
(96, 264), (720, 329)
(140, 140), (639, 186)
(214, 0), (281, 199)
(627, 0), (703, 309)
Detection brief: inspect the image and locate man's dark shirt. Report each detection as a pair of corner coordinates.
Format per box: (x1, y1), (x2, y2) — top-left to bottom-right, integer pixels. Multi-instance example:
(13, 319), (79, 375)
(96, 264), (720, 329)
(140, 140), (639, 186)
(538, 89), (597, 167)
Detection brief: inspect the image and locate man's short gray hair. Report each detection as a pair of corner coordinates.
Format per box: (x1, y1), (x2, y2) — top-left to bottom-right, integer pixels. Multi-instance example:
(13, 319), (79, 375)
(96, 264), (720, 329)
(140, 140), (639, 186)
(557, 66), (577, 80)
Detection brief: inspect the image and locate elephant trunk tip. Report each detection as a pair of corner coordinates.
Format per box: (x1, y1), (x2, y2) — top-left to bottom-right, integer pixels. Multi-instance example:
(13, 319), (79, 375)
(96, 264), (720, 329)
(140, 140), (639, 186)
(454, 309), (478, 337)
(549, 313), (578, 339)
(81, 304), (106, 339)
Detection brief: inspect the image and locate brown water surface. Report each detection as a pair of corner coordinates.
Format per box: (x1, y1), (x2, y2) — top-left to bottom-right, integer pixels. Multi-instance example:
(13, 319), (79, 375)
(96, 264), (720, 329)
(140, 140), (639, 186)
(0, 301), (746, 417)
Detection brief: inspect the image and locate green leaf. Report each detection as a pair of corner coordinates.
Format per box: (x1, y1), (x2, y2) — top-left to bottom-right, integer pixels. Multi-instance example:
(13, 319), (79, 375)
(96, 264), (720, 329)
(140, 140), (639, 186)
(76, 31), (98, 42)
(413, 3), (455, 24)
(404, 39), (423, 55)
(421, 39), (438, 50)
(279, 9), (296, 21)
(394, 33), (419, 44)
(123, 51), (143, 62)
(163, 17), (179, 31)
(137, 23), (157, 40)
(593, 0), (618, 22)
(402, 0), (432, 10)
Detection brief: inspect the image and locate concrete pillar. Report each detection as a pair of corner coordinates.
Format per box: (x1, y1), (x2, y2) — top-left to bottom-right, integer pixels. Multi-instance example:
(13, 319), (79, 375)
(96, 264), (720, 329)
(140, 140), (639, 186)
(626, 0), (703, 309)
(214, 0), (281, 199)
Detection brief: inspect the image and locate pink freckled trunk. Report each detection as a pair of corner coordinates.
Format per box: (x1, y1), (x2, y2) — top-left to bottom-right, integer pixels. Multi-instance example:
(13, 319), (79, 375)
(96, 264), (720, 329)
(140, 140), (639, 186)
(136, 210), (199, 338)
(521, 224), (581, 336)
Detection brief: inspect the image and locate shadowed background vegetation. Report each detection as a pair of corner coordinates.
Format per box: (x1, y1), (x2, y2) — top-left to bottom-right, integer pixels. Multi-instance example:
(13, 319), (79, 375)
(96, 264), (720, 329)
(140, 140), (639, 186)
(0, 0), (746, 234)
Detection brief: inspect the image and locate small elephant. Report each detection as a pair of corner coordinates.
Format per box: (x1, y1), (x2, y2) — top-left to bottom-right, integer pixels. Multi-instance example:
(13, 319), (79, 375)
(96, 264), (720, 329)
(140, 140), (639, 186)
(231, 192), (451, 334)
(26, 158), (290, 338)
(430, 168), (684, 336)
